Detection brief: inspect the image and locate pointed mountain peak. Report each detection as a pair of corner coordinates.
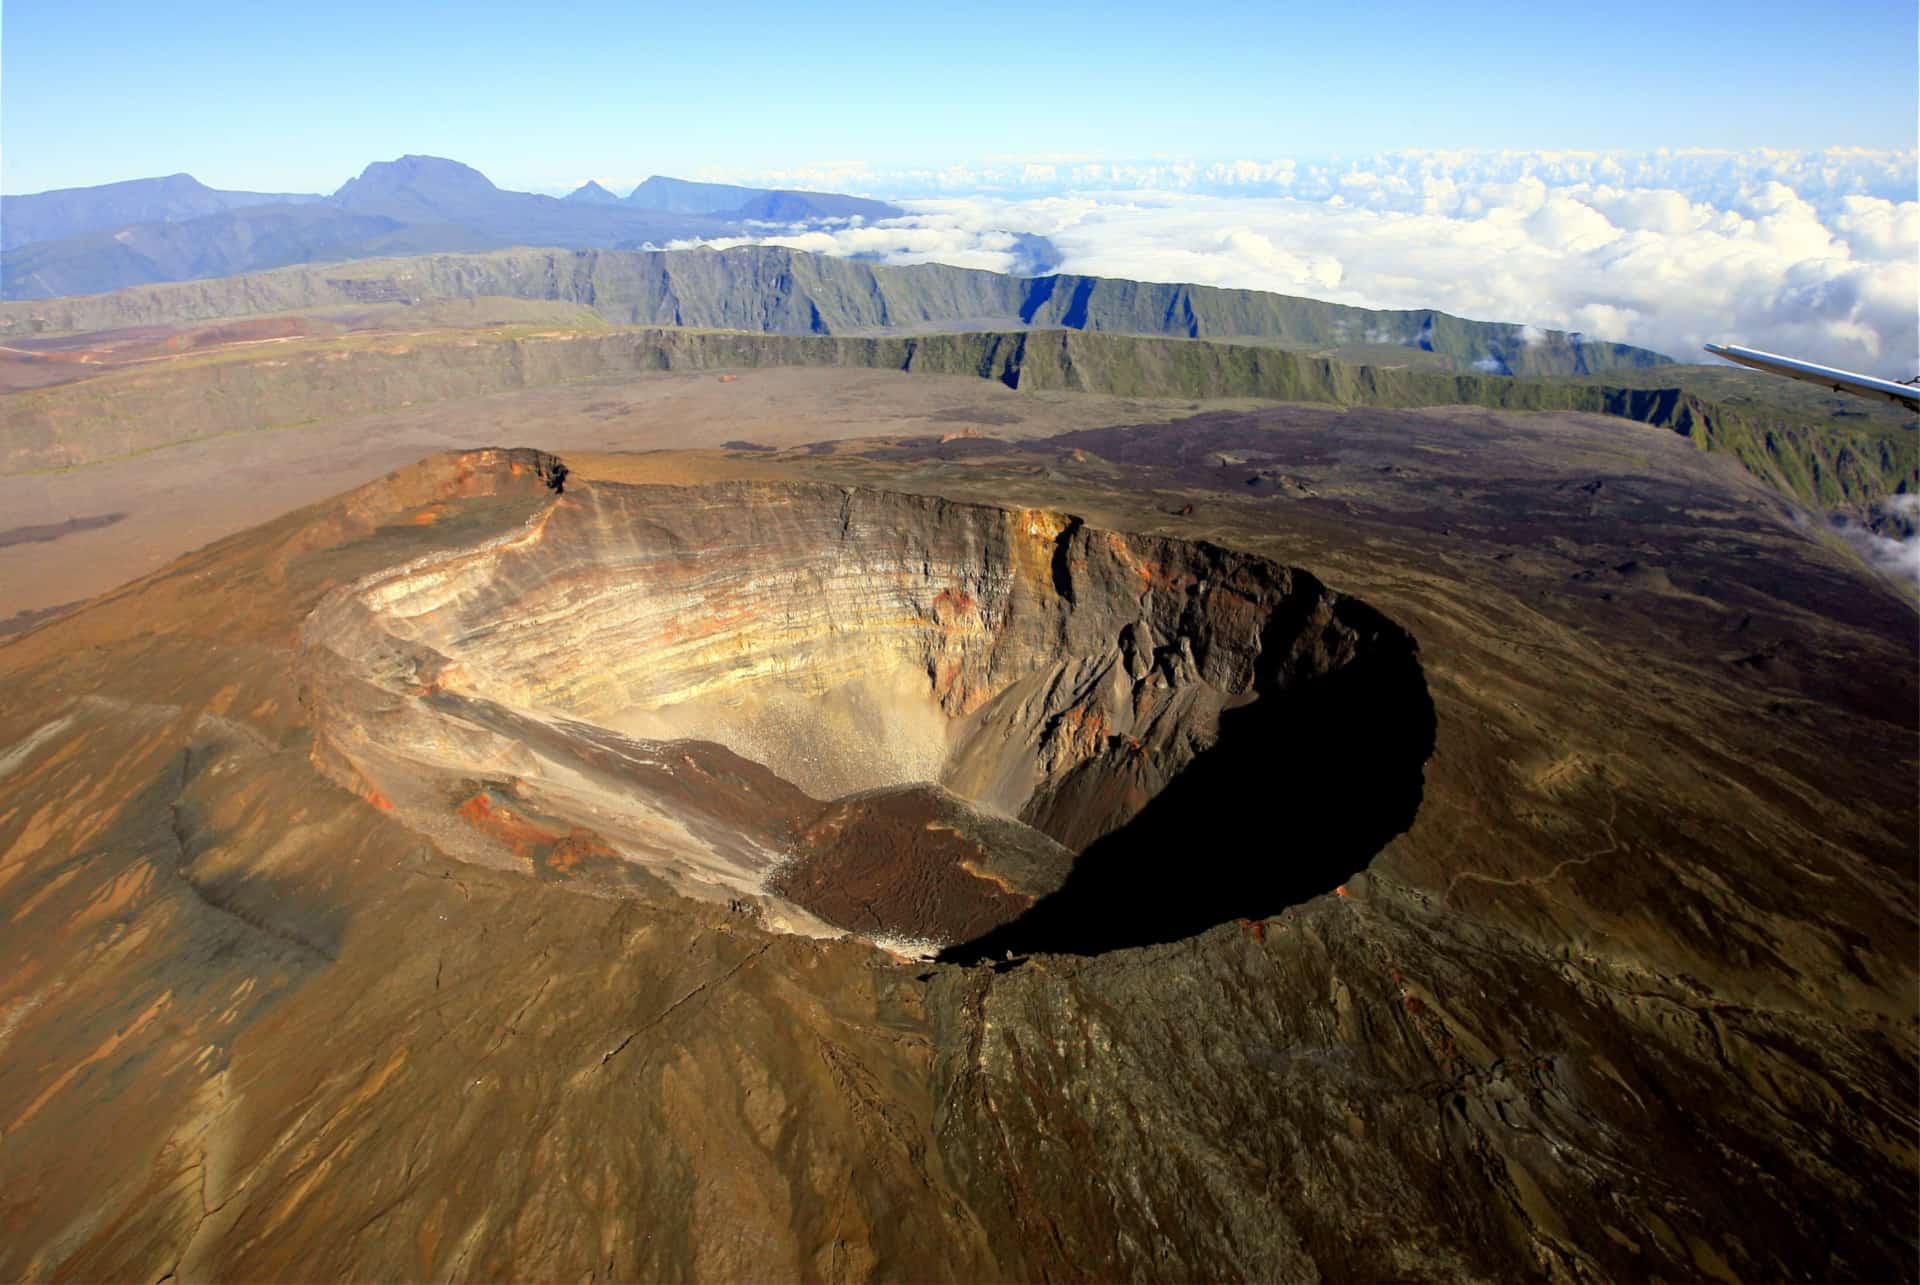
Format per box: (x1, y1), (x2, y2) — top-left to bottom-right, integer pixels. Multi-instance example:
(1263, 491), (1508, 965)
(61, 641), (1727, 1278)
(565, 180), (621, 205)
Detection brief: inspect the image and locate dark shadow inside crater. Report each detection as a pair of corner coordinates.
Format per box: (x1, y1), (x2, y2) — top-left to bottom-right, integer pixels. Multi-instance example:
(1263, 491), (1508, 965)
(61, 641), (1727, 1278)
(941, 622), (1436, 962)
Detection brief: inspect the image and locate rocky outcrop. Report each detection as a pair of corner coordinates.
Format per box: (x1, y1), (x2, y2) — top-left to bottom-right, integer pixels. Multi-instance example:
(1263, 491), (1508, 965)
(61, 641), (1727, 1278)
(298, 472), (1431, 951)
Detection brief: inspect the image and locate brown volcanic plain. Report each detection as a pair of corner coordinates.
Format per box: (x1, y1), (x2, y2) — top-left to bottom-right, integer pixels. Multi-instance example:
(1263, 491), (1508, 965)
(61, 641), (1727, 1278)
(0, 307), (1914, 1280)
(0, 350), (1208, 633)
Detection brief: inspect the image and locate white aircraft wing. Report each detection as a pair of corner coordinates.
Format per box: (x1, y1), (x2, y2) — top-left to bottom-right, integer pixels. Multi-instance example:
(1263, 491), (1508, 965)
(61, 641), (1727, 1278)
(1705, 343), (1920, 412)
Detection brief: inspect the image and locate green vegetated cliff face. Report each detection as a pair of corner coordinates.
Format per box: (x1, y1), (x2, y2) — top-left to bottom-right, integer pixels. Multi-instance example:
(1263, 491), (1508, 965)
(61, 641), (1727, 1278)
(5, 324), (1910, 510)
(0, 245), (1670, 377)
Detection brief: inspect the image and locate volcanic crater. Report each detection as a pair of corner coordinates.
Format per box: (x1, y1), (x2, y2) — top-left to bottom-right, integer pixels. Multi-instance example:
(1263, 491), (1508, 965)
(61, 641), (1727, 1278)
(299, 452), (1434, 956)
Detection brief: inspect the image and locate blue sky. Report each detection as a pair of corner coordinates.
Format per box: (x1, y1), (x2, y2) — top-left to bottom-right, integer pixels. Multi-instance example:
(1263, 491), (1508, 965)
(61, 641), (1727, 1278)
(3, 0), (1916, 195)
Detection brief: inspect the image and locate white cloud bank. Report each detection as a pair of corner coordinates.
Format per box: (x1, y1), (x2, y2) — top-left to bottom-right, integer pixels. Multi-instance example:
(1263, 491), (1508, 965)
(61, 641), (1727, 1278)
(671, 149), (1919, 378)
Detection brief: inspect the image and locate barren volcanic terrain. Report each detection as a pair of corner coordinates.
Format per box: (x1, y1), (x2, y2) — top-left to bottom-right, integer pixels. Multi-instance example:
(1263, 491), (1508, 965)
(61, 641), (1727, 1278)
(4, 298), (1909, 639)
(0, 371), (1913, 1278)
(0, 359), (1209, 634)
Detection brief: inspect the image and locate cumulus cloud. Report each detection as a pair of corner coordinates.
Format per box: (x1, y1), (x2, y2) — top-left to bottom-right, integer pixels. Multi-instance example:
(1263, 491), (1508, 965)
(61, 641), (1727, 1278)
(717, 148), (1916, 215)
(676, 149), (1918, 379)
(1838, 494), (1920, 582)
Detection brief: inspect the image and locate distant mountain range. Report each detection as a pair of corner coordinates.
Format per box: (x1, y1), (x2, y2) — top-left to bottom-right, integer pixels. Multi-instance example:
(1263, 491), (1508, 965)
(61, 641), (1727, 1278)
(0, 173), (324, 251)
(0, 157), (904, 299)
(0, 243), (1672, 377)
(0, 168), (1674, 379)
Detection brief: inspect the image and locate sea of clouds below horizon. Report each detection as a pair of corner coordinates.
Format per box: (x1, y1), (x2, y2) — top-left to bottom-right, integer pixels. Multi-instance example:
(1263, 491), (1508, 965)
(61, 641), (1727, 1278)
(655, 149), (1918, 380)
